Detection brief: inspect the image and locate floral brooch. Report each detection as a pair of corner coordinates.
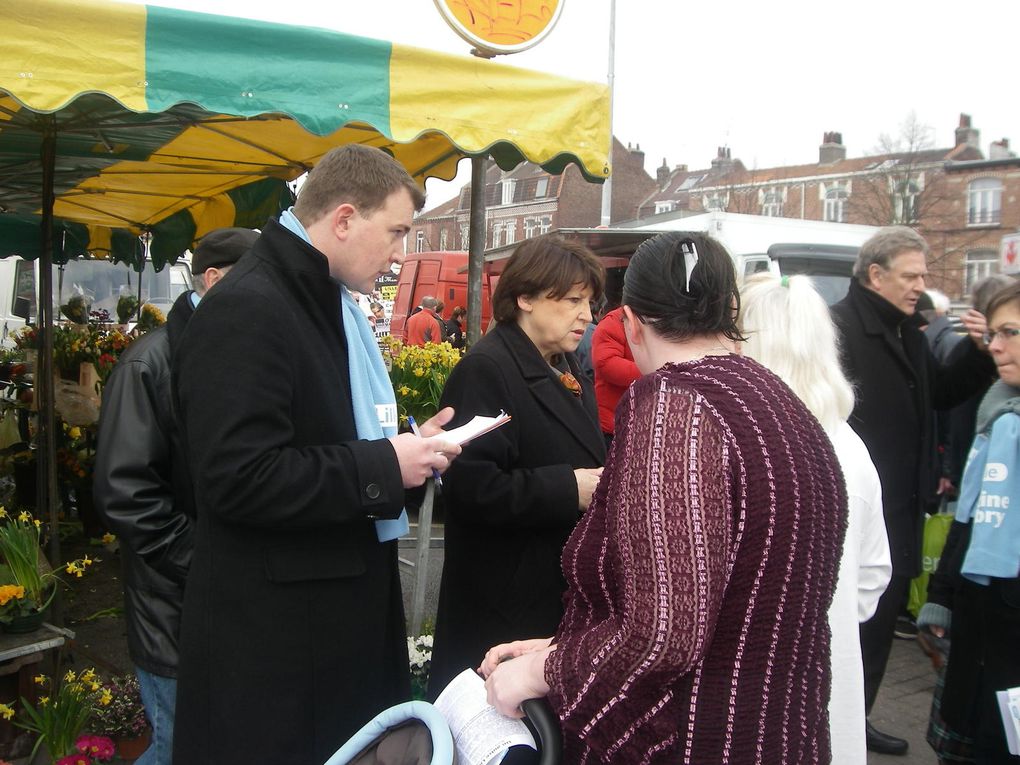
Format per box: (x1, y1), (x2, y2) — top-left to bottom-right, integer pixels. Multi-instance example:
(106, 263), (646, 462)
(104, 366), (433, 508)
(560, 371), (582, 397)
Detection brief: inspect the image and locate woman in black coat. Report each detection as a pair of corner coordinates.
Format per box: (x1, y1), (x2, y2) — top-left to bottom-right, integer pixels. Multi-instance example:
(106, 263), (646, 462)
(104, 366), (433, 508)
(428, 235), (607, 697)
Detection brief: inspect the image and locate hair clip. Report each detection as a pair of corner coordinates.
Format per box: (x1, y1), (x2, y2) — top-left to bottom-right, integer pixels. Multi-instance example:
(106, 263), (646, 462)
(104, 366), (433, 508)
(681, 240), (699, 293)
(781, 276), (790, 288)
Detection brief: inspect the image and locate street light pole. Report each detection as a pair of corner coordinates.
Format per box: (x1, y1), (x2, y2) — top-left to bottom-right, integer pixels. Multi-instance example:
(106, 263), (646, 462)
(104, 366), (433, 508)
(599, 0), (616, 227)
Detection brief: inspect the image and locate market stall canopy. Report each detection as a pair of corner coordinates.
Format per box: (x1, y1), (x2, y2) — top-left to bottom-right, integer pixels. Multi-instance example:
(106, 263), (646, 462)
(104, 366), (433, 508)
(0, 0), (611, 266)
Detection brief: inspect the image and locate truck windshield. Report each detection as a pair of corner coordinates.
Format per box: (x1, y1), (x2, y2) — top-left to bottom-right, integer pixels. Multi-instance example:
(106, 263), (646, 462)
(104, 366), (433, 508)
(54, 259), (190, 319)
(774, 256), (853, 305)
(15, 258), (192, 323)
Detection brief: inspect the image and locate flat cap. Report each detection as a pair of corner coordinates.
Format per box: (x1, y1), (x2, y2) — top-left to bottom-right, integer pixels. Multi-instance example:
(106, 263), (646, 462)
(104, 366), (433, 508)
(192, 228), (259, 274)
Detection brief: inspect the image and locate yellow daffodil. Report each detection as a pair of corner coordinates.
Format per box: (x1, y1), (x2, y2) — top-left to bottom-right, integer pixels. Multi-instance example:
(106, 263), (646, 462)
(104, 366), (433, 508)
(102, 532), (116, 544)
(81, 669), (96, 683)
(33, 519), (41, 528)
(17, 511), (30, 522)
(0, 507), (6, 518)
(39, 696), (49, 705)
(33, 675), (45, 685)
(64, 670), (76, 683)
(0, 703), (14, 720)
(100, 689), (112, 706)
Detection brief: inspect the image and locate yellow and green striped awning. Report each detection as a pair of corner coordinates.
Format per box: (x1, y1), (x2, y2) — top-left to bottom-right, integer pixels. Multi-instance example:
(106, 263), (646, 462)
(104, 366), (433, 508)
(0, 0), (611, 266)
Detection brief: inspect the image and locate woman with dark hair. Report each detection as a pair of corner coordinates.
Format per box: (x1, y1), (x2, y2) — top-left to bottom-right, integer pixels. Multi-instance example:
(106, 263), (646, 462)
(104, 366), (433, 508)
(445, 305), (466, 349)
(480, 232), (847, 764)
(918, 280), (1020, 765)
(428, 234), (607, 697)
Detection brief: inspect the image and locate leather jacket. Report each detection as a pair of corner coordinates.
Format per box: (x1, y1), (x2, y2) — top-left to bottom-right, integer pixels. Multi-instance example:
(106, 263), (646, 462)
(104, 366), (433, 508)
(93, 291), (196, 676)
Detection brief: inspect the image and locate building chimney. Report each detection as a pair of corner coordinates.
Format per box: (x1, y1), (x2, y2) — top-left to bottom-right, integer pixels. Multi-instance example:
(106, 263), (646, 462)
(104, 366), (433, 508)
(955, 113), (980, 149)
(989, 138), (1015, 160)
(657, 158), (670, 186)
(711, 146), (734, 171)
(629, 142), (645, 168)
(819, 131), (846, 164)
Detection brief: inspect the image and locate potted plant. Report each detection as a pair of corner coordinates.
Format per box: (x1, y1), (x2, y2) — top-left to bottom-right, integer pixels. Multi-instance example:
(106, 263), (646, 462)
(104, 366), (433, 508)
(381, 339), (462, 427)
(134, 304), (165, 334)
(3, 668), (114, 762)
(89, 675), (149, 759)
(115, 295), (139, 326)
(0, 509), (95, 632)
(407, 633), (433, 701)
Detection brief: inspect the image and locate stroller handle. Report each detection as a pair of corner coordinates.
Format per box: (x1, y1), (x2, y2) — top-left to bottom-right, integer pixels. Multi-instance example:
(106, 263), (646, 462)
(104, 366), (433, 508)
(521, 698), (562, 765)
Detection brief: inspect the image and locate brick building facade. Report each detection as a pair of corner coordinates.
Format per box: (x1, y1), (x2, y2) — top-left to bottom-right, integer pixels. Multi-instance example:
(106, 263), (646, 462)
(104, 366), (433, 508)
(411, 138), (656, 255)
(637, 115), (1018, 299)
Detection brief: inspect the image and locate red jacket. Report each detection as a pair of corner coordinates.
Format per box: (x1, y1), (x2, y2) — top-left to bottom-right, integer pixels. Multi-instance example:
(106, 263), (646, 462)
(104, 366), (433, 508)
(592, 307), (640, 434)
(405, 309), (441, 346)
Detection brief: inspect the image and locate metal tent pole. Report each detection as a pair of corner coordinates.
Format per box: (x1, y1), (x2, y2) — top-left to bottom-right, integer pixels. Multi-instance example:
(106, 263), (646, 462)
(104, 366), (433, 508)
(465, 156), (488, 348)
(37, 117), (62, 626)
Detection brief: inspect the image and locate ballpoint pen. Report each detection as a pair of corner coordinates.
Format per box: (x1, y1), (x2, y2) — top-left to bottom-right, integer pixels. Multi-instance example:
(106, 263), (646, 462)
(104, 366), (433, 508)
(406, 415), (443, 489)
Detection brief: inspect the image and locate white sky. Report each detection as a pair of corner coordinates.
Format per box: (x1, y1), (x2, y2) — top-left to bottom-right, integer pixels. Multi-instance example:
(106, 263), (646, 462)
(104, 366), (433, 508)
(125, 0), (1018, 211)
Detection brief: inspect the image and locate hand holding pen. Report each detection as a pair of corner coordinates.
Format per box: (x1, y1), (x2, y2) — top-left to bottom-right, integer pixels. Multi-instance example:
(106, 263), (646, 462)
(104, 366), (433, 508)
(388, 407), (460, 490)
(407, 415), (445, 489)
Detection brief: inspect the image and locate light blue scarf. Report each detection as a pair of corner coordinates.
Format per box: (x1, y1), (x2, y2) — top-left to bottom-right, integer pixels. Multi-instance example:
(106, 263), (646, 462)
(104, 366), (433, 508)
(279, 209), (408, 542)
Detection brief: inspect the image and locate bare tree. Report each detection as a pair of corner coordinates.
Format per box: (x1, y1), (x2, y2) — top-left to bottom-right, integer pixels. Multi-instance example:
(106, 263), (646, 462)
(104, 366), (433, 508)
(847, 112), (942, 227)
(848, 112), (989, 294)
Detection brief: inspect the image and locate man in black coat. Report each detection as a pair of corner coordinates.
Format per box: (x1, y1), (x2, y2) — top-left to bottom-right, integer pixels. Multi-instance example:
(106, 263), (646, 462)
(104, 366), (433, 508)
(94, 227), (256, 765)
(831, 226), (996, 756)
(171, 146), (460, 764)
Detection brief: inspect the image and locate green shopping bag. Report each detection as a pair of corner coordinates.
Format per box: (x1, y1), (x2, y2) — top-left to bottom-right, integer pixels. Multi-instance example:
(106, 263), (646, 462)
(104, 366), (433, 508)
(907, 511), (955, 617)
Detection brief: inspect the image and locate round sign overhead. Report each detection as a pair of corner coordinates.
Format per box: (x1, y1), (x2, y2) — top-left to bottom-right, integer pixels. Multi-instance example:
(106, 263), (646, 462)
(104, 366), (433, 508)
(433, 0), (565, 56)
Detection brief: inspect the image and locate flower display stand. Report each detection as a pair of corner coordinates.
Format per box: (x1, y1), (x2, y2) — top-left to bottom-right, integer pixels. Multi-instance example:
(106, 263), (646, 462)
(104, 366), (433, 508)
(0, 623), (74, 762)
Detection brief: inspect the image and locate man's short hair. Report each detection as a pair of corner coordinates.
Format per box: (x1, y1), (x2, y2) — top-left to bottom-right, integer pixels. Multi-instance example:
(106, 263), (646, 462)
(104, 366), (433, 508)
(293, 144), (425, 225)
(925, 289), (950, 315)
(421, 296), (438, 310)
(192, 227), (259, 274)
(852, 226), (930, 284)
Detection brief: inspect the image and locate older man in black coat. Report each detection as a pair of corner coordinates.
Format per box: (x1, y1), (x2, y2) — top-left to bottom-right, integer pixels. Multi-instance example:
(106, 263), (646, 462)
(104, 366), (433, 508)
(831, 226), (995, 756)
(172, 146), (459, 764)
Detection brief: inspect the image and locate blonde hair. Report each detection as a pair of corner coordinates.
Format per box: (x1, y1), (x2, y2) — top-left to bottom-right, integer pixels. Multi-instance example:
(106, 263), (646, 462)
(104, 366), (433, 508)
(739, 273), (854, 435)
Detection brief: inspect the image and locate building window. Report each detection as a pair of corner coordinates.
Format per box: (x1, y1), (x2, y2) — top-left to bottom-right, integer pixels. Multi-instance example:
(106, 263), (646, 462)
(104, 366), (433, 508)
(824, 186), (848, 223)
(893, 179), (920, 223)
(439, 228), (448, 250)
(704, 193), (727, 211)
(524, 216), (551, 238)
(535, 178), (548, 198)
(501, 178), (516, 205)
(460, 225), (469, 249)
(415, 230), (425, 253)
(965, 249), (998, 294)
(655, 201), (675, 214)
(967, 178), (1002, 226)
(761, 188), (784, 217)
(492, 222), (503, 249)
(506, 221), (516, 245)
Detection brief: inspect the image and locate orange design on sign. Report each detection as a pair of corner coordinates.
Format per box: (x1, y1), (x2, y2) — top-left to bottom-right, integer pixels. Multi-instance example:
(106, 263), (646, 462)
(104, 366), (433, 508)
(435, 0), (563, 53)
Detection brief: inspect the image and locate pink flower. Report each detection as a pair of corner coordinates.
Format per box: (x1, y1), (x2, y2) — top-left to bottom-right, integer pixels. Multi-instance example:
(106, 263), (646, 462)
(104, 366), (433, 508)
(74, 734), (116, 761)
(56, 755), (90, 765)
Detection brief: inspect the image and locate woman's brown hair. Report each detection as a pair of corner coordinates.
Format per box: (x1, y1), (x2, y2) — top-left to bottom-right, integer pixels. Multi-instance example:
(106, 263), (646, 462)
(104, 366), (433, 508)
(491, 235), (605, 323)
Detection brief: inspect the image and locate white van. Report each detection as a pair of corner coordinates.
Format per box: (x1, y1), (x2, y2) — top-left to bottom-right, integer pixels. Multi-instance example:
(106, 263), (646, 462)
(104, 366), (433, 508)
(0, 257), (193, 346)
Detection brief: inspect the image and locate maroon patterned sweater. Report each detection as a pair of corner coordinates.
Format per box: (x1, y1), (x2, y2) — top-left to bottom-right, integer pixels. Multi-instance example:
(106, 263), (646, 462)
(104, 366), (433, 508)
(545, 355), (847, 764)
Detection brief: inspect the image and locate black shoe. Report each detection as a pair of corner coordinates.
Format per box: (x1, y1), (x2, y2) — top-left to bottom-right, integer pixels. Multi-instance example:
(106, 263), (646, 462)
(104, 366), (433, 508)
(866, 721), (909, 755)
(894, 615), (918, 639)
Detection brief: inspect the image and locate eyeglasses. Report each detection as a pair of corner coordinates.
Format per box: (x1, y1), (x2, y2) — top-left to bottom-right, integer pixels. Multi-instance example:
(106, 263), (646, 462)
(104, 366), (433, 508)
(983, 327), (1020, 345)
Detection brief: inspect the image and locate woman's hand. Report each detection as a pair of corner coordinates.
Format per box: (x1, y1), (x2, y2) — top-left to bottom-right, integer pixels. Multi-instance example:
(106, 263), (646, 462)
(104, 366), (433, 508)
(483, 646), (555, 719)
(478, 637), (554, 678)
(574, 467), (603, 510)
